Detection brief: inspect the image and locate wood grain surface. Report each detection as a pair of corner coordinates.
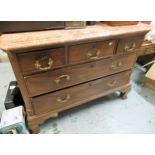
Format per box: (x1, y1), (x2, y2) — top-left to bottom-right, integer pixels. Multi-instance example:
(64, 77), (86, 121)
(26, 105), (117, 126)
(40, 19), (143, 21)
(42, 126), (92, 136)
(0, 22), (151, 133)
(0, 22), (152, 52)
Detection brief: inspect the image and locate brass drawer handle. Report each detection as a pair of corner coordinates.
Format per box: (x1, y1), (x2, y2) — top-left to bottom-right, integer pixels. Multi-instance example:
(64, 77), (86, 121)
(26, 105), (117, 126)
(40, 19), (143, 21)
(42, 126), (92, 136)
(107, 80), (117, 87)
(111, 62), (122, 69)
(124, 43), (136, 52)
(55, 75), (70, 84)
(87, 49), (101, 60)
(57, 94), (70, 103)
(35, 58), (53, 71)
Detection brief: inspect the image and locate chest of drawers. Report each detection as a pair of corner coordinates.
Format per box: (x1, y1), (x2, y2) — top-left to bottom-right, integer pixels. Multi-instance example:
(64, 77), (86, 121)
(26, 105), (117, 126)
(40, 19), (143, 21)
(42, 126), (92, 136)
(0, 23), (151, 133)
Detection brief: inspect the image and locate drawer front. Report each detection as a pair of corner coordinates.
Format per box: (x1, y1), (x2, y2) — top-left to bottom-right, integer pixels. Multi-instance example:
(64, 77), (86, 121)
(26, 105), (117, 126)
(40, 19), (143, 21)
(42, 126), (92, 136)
(68, 40), (116, 64)
(142, 42), (155, 55)
(32, 70), (131, 115)
(116, 36), (144, 54)
(17, 48), (66, 74)
(25, 52), (136, 97)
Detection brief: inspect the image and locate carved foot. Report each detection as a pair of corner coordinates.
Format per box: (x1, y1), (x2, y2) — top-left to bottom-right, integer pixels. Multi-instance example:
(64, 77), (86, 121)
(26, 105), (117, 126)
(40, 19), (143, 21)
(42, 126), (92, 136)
(119, 84), (131, 100)
(27, 112), (58, 134)
(120, 92), (128, 99)
(29, 125), (40, 134)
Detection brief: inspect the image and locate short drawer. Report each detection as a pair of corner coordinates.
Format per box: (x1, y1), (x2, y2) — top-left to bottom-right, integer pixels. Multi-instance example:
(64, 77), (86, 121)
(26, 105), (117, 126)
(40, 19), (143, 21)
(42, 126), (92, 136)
(68, 40), (116, 64)
(32, 70), (131, 115)
(17, 47), (66, 75)
(141, 41), (155, 55)
(116, 36), (144, 54)
(25, 52), (136, 97)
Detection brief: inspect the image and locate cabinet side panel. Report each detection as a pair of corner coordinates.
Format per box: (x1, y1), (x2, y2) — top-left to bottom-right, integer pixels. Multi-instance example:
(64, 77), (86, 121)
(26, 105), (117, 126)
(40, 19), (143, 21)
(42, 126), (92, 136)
(7, 51), (34, 116)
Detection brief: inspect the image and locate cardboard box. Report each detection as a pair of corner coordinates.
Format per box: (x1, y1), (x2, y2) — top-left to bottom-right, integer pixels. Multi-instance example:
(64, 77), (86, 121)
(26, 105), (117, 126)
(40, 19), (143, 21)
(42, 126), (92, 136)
(145, 63), (155, 91)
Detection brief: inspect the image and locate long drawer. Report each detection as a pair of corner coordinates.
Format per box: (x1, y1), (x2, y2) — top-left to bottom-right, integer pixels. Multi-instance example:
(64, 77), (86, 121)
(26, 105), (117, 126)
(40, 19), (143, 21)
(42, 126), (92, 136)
(25, 52), (136, 97)
(32, 70), (131, 115)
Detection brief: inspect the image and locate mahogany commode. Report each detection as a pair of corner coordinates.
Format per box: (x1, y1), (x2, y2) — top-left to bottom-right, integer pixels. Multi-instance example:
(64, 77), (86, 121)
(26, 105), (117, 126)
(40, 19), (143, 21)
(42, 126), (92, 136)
(0, 23), (151, 133)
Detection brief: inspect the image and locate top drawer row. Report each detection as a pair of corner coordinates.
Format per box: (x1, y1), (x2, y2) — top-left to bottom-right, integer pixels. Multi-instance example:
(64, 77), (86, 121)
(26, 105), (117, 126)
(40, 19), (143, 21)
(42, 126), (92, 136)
(17, 40), (116, 75)
(17, 36), (144, 75)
